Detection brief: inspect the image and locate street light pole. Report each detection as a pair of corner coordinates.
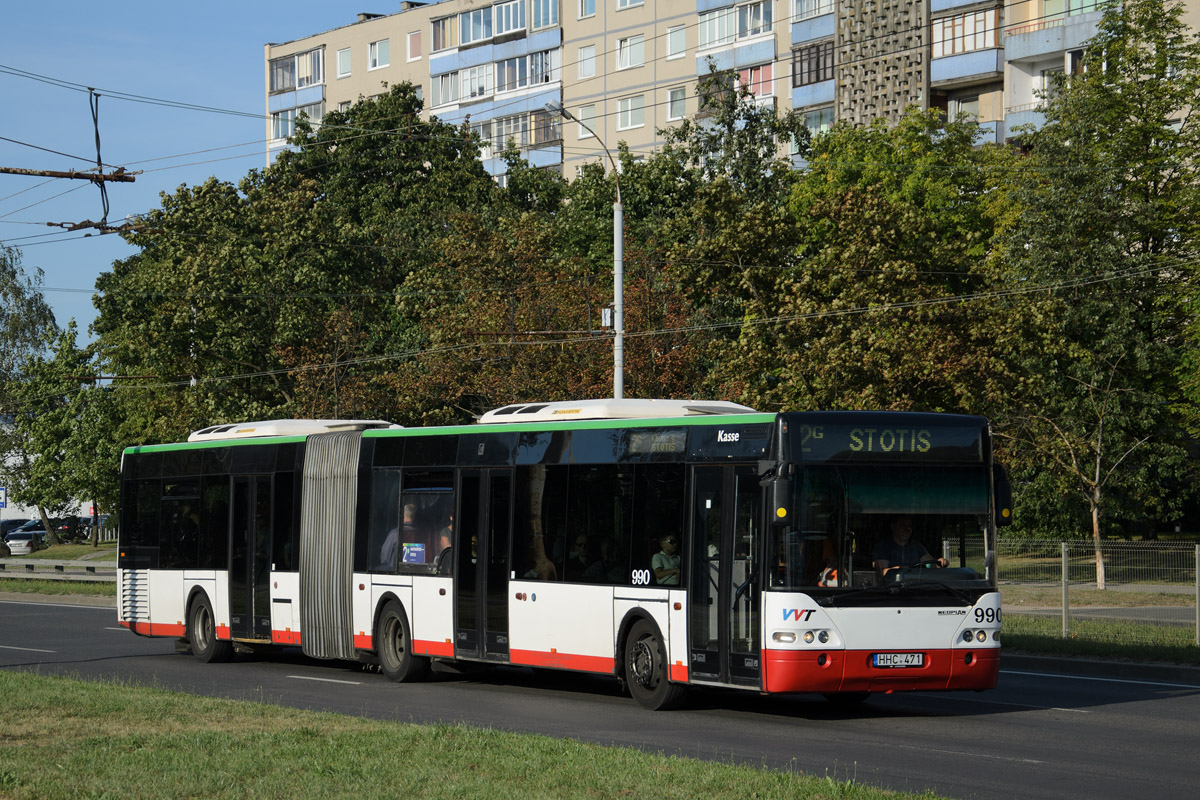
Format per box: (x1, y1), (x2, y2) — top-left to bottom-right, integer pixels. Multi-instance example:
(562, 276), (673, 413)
(547, 101), (624, 400)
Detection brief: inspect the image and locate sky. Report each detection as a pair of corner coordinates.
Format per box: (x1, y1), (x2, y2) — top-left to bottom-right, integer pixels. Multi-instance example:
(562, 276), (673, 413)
(0, 2), (390, 338)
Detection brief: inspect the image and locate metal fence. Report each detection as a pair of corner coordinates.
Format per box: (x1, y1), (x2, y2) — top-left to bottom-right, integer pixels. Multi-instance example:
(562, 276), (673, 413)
(995, 539), (1200, 647)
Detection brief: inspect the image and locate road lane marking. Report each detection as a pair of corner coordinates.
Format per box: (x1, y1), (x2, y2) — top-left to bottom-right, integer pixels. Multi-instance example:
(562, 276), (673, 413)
(924, 694), (1090, 713)
(0, 599), (113, 611)
(286, 675), (363, 686)
(1001, 669), (1200, 690)
(0, 644), (56, 653)
(889, 741), (1045, 765)
(104, 627), (128, 631)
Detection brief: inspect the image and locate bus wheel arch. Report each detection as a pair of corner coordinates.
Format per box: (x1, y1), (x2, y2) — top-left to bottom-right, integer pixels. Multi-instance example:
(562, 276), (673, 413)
(620, 614), (686, 711)
(186, 589), (232, 663)
(375, 599), (429, 683)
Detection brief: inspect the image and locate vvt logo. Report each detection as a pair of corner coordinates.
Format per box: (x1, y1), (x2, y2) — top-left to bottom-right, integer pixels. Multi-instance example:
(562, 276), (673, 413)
(783, 609), (816, 622)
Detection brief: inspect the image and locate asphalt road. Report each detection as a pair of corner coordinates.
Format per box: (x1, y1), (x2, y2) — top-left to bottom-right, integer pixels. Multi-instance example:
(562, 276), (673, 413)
(3, 596), (1200, 800)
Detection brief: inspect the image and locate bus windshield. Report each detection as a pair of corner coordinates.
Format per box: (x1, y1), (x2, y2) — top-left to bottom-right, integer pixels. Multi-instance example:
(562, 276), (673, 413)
(769, 464), (994, 591)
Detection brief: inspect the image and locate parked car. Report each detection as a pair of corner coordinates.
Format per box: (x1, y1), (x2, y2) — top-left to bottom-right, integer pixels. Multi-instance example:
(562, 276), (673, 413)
(1, 518), (31, 537)
(5, 531), (44, 556)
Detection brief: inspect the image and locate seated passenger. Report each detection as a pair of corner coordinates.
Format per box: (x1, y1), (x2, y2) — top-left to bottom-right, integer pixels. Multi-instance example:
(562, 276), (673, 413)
(652, 534), (681, 586)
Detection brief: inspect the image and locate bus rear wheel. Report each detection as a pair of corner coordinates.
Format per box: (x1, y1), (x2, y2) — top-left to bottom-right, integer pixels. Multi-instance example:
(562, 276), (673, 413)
(624, 619), (685, 710)
(188, 593), (232, 663)
(377, 601), (429, 683)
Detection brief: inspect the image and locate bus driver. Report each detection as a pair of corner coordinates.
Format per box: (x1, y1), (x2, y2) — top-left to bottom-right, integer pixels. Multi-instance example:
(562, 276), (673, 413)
(872, 516), (947, 576)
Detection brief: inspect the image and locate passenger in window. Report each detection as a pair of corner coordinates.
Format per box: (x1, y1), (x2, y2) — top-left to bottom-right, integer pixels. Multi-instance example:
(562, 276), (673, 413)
(436, 511), (454, 556)
(652, 534), (681, 585)
(872, 516), (946, 576)
(565, 535), (593, 582)
(585, 537), (626, 584)
(400, 503), (428, 564)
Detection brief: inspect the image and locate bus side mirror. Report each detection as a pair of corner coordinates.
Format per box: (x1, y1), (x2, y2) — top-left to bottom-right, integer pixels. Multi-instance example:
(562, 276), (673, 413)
(760, 462), (793, 526)
(994, 463), (1013, 527)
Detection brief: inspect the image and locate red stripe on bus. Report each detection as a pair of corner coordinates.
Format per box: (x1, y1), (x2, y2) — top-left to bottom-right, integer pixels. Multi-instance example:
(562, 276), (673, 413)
(273, 630), (302, 645)
(763, 648), (999, 694)
(510, 649), (615, 674)
(353, 634), (372, 650)
(216, 624), (232, 641)
(414, 639), (454, 657)
(124, 621), (187, 637)
(669, 662), (689, 682)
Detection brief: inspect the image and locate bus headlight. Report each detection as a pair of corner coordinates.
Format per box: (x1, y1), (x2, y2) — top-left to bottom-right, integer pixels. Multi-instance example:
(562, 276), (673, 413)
(963, 630), (974, 642)
(976, 630), (988, 642)
(773, 631), (797, 644)
(803, 631), (815, 644)
(817, 631), (829, 644)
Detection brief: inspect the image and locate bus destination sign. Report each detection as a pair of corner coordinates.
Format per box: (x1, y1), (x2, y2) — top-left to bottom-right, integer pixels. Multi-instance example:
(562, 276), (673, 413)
(787, 414), (984, 464)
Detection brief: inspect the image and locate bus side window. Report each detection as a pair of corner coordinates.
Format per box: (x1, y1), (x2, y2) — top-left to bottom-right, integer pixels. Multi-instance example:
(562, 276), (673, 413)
(515, 464), (566, 581)
(632, 464), (685, 587)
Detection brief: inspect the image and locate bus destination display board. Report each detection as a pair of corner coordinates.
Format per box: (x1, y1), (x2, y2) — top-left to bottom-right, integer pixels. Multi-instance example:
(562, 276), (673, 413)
(786, 413), (985, 463)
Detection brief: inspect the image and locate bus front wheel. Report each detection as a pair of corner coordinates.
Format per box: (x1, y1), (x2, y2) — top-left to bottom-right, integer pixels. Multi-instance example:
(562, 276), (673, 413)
(377, 601), (429, 683)
(188, 593), (232, 663)
(624, 619), (686, 710)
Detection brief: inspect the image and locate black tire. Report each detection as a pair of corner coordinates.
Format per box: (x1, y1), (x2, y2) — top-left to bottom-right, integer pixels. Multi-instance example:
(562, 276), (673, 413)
(188, 593), (233, 663)
(823, 691), (870, 705)
(624, 618), (686, 710)
(377, 601), (429, 683)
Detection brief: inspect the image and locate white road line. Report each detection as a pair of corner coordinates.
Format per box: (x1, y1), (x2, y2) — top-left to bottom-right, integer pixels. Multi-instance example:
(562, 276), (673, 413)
(104, 627), (128, 631)
(924, 694), (1090, 713)
(0, 599), (113, 611)
(1001, 669), (1200, 690)
(0, 644), (56, 653)
(286, 675), (363, 686)
(889, 741), (1045, 765)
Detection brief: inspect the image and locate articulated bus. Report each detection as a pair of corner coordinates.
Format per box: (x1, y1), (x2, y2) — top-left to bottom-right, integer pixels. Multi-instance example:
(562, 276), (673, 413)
(117, 399), (1011, 709)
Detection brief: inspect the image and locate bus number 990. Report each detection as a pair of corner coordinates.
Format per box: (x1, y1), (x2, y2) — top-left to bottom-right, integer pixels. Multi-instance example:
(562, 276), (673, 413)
(631, 569), (653, 586)
(974, 607), (1001, 624)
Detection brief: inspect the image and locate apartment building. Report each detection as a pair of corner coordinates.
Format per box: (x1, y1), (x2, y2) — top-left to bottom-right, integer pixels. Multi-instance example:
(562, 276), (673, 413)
(264, 1), (1198, 176)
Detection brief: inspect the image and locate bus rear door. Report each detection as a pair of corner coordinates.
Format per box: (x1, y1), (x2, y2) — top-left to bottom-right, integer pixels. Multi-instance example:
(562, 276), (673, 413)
(688, 464), (763, 687)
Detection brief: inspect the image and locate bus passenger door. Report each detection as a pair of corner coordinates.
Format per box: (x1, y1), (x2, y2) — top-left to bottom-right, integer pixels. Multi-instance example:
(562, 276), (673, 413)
(230, 475), (272, 640)
(454, 469), (512, 661)
(688, 465), (763, 687)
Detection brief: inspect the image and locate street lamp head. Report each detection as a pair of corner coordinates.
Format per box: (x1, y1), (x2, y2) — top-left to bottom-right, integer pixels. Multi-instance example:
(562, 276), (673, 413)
(545, 100), (577, 123)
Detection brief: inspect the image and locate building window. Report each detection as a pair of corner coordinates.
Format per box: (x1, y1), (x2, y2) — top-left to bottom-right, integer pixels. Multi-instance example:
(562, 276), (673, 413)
(932, 10), (999, 59)
(950, 95), (980, 120)
(270, 48), (323, 93)
(369, 39), (390, 70)
(461, 64), (494, 99)
(432, 17), (457, 51)
(530, 48), (561, 83)
(618, 95), (644, 130)
(337, 48), (351, 79)
(338, 101), (352, 112)
(699, 8), (736, 50)
(793, 41), (833, 87)
(461, 8), (493, 45)
(495, 0), (527, 36)
(471, 119), (495, 158)
(493, 113), (531, 152)
(794, 0), (834, 20)
(739, 63), (773, 97)
(802, 105), (834, 134)
(578, 45), (596, 79)
(271, 108), (295, 140)
(617, 0), (643, 7)
(577, 104), (596, 138)
(497, 56), (529, 92)
(579, 0), (595, 17)
(737, 0), (772, 38)
(532, 109), (561, 144)
(667, 26), (686, 59)
(432, 72), (460, 106)
(532, 0), (558, 29)
(617, 35), (644, 70)
(667, 87), (686, 120)
(408, 31), (422, 61)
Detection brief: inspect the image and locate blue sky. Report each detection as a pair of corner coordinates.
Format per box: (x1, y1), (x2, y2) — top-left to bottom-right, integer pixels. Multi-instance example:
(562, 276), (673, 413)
(1, 2), (383, 337)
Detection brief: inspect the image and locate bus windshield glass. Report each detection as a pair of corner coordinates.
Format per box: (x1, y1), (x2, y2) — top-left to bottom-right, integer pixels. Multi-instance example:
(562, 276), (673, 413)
(769, 464), (994, 591)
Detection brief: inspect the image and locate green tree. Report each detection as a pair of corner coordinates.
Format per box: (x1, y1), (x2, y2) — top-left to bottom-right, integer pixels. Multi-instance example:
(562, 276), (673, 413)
(995, 0), (1200, 584)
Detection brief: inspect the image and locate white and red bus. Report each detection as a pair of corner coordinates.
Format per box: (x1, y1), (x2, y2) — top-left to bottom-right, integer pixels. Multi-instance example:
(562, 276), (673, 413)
(117, 399), (1010, 709)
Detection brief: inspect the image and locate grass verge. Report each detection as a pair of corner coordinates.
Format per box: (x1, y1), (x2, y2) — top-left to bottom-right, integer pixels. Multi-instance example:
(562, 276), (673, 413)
(1002, 614), (1200, 665)
(0, 671), (939, 800)
(19, 543), (118, 561)
(0, 578), (115, 597)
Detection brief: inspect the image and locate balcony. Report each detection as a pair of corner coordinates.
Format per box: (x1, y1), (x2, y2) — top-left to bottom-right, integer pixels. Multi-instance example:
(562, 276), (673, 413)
(1004, 9), (1103, 62)
(931, 48), (1004, 89)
